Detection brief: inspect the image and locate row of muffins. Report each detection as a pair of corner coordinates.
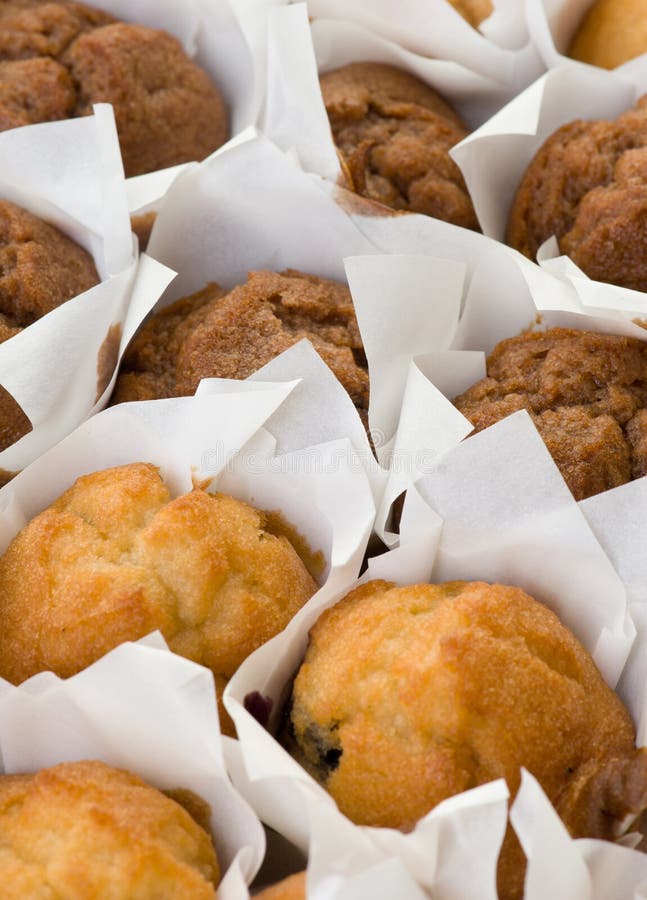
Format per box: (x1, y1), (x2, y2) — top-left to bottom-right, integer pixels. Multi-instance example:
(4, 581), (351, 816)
(3, 1), (647, 900)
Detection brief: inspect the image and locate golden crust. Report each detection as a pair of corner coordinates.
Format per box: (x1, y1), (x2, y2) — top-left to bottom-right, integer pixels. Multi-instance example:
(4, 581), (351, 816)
(285, 580), (645, 899)
(569, 0), (647, 69)
(0, 760), (219, 899)
(0, 463), (318, 733)
(253, 872), (306, 900)
(448, 0), (493, 28)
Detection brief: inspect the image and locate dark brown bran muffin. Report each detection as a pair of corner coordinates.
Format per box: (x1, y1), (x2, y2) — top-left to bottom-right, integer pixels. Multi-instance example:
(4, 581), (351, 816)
(0, 0), (228, 176)
(113, 269), (369, 418)
(507, 95), (647, 292)
(454, 327), (647, 500)
(320, 62), (478, 228)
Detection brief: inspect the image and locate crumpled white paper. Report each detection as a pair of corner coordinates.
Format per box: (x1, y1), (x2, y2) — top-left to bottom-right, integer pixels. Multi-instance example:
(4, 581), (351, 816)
(0, 636), (265, 885)
(0, 107), (172, 473)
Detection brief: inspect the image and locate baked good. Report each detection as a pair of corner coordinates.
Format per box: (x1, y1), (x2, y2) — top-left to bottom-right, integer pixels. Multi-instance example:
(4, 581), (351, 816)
(254, 872), (306, 900)
(320, 62), (478, 228)
(284, 579), (647, 899)
(0, 198), (99, 450)
(453, 327), (647, 500)
(448, 0), (493, 28)
(130, 211), (156, 252)
(507, 95), (647, 291)
(0, 462), (319, 734)
(0, 760), (219, 898)
(112, 269), (369, 416)
(569, 0), (647, 69)
(0, 0), (228, 176)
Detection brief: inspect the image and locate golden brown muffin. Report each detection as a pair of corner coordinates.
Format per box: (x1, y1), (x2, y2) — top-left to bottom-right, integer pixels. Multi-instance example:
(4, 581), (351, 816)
(507, 95), (647, 291)
(569, 0), (647, 69)
(0, 462), (319, 734)
(0, 0), (228, 176)
(254, 872), (306, 900)
(448, 0), (493, 28)
(0, 198), (100, 450)
(453, 327), (647, 500)
(130, 210), (157, 252)
(320, 62), (478, 228)
(0, 760), (219, 898)
(112, 270), (369, 416)
(284, 580), (647, 900)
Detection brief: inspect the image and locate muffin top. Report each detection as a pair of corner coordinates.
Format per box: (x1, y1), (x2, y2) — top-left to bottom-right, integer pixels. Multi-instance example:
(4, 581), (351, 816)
(453, 327), (647, 500)
(113, 269), (369, 415)
(0, 0), (228, 176)
(0, 463), (318, 733)
(285, 579), (647, 899)
(0, 760), (219, 899)
(320, 62), (477, 228)
(569, 0), (647, 69)
(507, 95), (647, 292)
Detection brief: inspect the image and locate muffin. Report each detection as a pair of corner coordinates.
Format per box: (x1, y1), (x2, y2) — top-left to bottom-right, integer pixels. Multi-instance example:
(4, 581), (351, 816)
(112, 269), (369, 417)
(453, 327), (647, 500)
(507, 95), (647, 292)
(448, 0), (493, 28)
(284, 580), (647, 900)
(0, 760), (219, 898)
(569, 0), (647, 69)
(0, 0), (228, 176)
(0, 197), (99, 450)
(0, 462), (319, 733)
(255, 872), (306, 900)
(320, 62), (478, 228)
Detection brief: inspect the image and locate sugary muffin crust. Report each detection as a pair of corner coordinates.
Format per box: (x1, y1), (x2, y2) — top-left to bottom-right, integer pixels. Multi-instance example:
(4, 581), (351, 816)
(0, 0), (228, 176)
(507, 95), (647, 292)
(454, 327), (647, 500)
(320, 62), (478, 228)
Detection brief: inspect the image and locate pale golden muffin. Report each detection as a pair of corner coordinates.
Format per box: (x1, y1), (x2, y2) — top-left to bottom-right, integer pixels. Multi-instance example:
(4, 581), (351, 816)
(453, 327), (647, 501)
(285, 580), (647, 900)
(0, 760), (220, 898)
(0, 0), (228, 176)
(254, 872), (306, 900)
(320, 63), (478, 229)
(0, 198), (99, 451)
(507, 95), (647, 292)
(112, 270), (369, 418)
(0, 463), (318, 734)
(448, 0), (493, 28)
(569, 0), (647, 69)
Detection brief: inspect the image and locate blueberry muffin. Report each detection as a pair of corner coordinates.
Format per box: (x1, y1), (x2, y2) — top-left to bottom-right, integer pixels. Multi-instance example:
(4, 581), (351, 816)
(0, 463), (319, 734)
(569, 0), (647, 69)
(507, 95), (647, 292)
(320, 62), (478, 228)
(112, 270), (369, 417)
(453, 327), (647, 500)
(0, 760), (219, 898)
(284, 579), (647, 899)
(0, 0), (228, 176)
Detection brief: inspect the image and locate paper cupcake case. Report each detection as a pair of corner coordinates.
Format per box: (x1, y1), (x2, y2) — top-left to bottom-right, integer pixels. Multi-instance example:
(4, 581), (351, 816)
(223, 404), (644, 899)
(451, 63), (647, 315)
(0, 107), (173, 475)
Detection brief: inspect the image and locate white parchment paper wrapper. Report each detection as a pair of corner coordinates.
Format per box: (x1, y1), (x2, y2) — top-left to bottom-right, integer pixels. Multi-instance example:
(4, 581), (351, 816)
(526, 0), (647, 81)
(0, 636), (265, 884)
(224, 405), (636, 898)
(261, 2), (543, 192)
(451, 65), (647, 313)
(0, 107), (172, 472)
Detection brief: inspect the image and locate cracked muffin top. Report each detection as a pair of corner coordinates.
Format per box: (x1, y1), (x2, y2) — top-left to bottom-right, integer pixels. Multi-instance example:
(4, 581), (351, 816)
(0, 462), (319, 734)
(112, 269), (369, 416)
(0, 760), (220, 899)
(507, 95), (647, 292)
(568, 0), (647, 69)
(0, 198), (99, 451)
(320, 62), (478, 229)
(284, 579), (647, 900)
(0, 0), (228, 176)
(453, 327), (647, 500)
